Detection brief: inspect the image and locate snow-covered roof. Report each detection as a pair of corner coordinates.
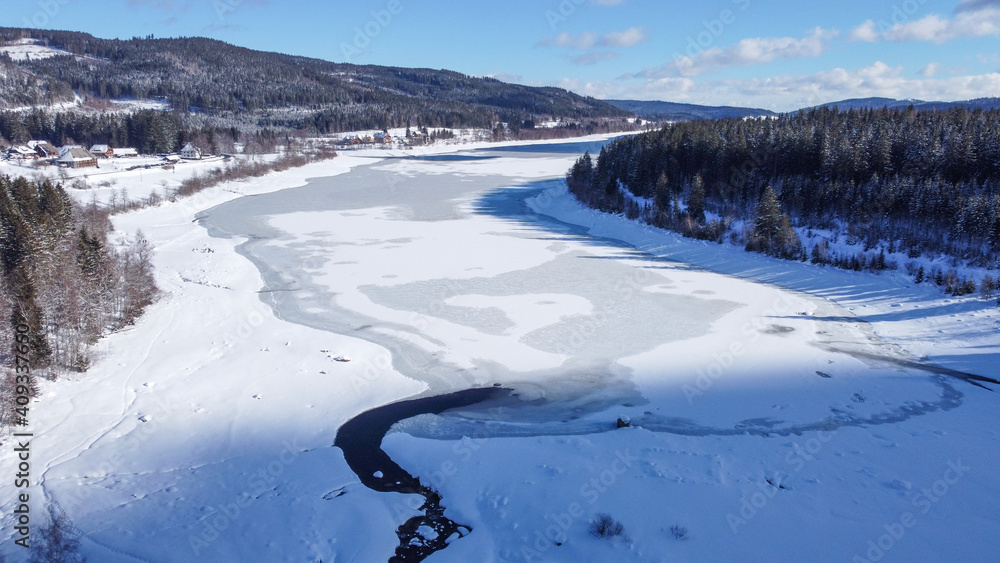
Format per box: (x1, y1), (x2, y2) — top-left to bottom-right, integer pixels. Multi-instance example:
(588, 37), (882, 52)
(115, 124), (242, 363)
(8, 145), (35, 156)
(59, 147), (96, 162)
(90, 144), (111, 153)
(33, 142), (59, 155)
(115, 147), (139, 156)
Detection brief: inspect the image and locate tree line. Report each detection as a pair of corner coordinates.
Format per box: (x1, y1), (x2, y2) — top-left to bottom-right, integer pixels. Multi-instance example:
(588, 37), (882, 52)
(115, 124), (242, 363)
(0, 108), (285, 155)
(1, 175), (157, 427)
(567, 106), (1000, 272)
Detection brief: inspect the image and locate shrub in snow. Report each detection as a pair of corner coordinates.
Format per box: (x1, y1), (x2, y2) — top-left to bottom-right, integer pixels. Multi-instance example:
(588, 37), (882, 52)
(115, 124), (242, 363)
(981, 275), (995, 299)
(29, 511), (85, 563)
(670, 524), (689, 540)
(589, 513), (625, 539)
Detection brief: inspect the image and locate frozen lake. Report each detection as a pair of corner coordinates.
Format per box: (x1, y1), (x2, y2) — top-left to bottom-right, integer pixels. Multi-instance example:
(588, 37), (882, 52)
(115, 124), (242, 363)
(192, 141), (1000, 562)
(199, 144), (959, 433)
(199, 148), (738, 413)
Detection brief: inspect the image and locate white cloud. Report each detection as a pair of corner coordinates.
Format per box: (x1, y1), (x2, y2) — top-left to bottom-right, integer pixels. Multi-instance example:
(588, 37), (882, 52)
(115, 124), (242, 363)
(978, 53), (1000, 65)
(553, 63), (1000, 112)
(600, 27), (648, 47)
(590, 0), (625, 5)
(572, 51), (622, 65)
(919, 62), (940, 77)
(539, 27), (647, 50)
(956, 0), (1000, 12)
(631, 28), (836, 78)
(486, 72), (526, 85)
(850, 8), (1000, 43)
(848, 20), (880, 42)
(541, 32), (599, 50)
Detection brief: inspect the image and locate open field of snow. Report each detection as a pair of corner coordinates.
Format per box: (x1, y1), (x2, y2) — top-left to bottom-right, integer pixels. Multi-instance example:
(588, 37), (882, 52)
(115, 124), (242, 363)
(0, 39), (73, 61)
(0, 153), (273, 206)
(0, 133), (997, 562)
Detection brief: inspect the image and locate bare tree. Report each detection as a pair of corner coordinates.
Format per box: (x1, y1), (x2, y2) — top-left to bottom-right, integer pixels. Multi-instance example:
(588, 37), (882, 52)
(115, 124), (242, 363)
(29, 509), (86, 563)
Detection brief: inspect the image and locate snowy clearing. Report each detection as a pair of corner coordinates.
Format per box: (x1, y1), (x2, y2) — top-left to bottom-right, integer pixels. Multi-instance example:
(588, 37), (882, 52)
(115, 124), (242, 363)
(0, 39), (74, 61)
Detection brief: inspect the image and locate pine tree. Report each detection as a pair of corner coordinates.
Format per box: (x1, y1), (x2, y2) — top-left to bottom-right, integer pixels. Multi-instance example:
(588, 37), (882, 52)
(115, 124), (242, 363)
(746, 186), (802, 258)
(566, 152), (594, 196)
(685, 174), (706, 224)
(811, 240), (829, 265)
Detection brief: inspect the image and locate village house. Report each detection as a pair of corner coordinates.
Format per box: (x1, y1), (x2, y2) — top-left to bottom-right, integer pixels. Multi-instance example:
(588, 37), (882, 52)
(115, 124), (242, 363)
(180, 143), (203, 160)
(90, 144), (113, 158)
(114, 147), (139, 157)
(6, 145), (37, 160)
(58, 147), (98, 168)
(374, 131), (392, 144)
(59, 145), (82, 158)
(28, 140), (60, 159)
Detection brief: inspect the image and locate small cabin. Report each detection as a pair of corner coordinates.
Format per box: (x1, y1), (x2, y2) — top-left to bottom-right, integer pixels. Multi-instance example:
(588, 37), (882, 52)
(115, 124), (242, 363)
(115, 147), (139, 158)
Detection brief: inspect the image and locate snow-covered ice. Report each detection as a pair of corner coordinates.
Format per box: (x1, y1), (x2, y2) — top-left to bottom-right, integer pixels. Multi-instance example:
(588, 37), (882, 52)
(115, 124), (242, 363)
(0, 134), (997, 562)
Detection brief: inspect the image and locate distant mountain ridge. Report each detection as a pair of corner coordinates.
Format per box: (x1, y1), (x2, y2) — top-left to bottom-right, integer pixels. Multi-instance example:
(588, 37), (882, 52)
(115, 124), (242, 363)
(604, 99), (776, 121)
(807, 97), (1000, 112)
(606, 97), (1000, 122)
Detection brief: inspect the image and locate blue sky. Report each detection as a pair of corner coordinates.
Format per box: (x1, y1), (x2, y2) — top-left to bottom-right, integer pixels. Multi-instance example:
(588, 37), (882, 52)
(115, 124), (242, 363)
(4, 0), (1000, 111)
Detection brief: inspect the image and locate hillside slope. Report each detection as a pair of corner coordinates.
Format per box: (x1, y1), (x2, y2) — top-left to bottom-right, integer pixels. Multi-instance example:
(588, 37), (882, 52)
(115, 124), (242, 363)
(0, 29), (629, 132)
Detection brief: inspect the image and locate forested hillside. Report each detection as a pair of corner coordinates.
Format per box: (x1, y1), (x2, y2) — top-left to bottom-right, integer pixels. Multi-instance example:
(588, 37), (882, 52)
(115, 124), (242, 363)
(1, 175), (157, 426)
(0, 28), (628, 135)
(567, 106), (1000, 288)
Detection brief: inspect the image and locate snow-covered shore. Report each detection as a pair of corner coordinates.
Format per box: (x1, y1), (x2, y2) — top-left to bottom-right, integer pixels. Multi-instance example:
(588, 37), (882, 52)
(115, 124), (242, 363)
(528, 181), (1000, 379)
(1, 132), (997, 562)
(0, 151), (427, 561)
